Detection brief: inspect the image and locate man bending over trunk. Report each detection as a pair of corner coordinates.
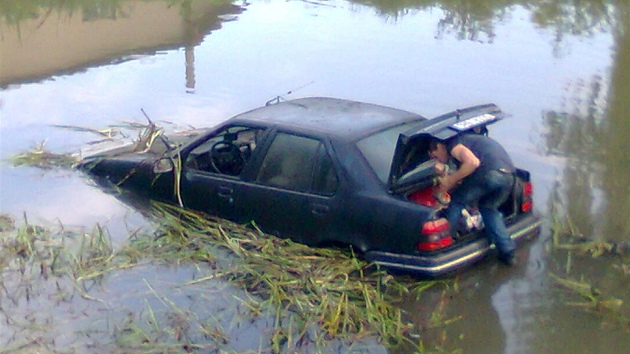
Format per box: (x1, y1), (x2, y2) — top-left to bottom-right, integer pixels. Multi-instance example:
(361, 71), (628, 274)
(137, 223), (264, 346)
(428, 134), (516, 265)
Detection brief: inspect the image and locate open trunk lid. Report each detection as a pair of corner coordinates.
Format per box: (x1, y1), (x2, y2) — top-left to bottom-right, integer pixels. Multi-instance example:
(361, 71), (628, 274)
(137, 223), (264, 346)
(388, 103), (508, 193)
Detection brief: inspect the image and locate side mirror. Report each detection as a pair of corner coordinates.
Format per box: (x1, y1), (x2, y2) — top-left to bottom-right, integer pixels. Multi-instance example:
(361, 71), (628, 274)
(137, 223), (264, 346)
(154, 158), (174, 173)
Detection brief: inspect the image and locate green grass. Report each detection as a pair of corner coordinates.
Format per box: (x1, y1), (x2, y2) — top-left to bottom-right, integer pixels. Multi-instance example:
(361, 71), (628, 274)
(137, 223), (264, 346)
(126, 202), (422, 351)
(10, 142), (80, 169)
(548, 209), (630, 328)
(0, 204), (458, 353)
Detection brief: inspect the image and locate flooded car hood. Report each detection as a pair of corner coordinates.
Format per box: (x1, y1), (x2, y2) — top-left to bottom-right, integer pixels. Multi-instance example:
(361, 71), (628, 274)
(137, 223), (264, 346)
(81, 128), (206, 161)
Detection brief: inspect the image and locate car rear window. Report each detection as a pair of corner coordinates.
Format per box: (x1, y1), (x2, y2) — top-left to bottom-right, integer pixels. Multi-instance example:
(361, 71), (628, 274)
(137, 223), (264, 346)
(356, 122), (416, 183)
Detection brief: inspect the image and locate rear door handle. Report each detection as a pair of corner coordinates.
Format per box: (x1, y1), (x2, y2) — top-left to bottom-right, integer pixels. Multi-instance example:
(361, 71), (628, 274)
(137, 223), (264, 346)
(217, 186), (233, 201)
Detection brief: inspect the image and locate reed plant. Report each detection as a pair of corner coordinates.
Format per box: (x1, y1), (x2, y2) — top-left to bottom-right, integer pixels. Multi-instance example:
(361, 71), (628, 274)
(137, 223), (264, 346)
(1, 205), (452, 352)
(548, 209), (630, 328)
(122, 201), (425, 351)
(10, 141), (79, 169)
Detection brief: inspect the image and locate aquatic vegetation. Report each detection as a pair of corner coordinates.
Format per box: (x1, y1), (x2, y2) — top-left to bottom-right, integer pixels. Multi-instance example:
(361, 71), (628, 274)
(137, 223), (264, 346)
(0, 203), (456, 353)
(8, 117), (166, 172)
(0, 214), (121, 352)
(129, 202), (421, 351)
(0, 213), (113, 277)
(10, 141), (80, 169)
(549, 211), (630, 329)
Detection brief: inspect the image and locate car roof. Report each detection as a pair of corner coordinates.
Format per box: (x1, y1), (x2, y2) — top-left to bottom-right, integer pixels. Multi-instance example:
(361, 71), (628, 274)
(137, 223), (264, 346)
(230, 97), (426, 139)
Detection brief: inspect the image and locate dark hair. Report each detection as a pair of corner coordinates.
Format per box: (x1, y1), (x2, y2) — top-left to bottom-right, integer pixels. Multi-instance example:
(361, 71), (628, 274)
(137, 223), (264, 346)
(428, 137), (442, 152)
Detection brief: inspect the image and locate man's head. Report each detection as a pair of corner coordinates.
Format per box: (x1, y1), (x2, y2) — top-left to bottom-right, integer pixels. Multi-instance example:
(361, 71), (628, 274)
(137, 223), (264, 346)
(428, 138), (449, 163)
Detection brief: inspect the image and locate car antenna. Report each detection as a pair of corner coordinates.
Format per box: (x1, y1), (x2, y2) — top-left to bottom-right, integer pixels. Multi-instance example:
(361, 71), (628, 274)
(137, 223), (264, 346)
(265, 81), (314, 106)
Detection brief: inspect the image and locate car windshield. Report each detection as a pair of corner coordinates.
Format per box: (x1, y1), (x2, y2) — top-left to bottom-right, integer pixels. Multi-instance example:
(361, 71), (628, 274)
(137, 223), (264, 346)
(356, 122), (418, 184)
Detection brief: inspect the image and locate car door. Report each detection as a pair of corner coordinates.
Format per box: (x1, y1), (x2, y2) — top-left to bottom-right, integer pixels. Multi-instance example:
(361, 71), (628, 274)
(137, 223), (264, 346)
(180, 124), (266, 223)
(241, 131), (342, 245)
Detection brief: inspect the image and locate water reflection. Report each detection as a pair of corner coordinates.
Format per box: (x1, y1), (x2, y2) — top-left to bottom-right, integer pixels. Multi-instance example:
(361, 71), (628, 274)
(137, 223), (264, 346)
(0, 0), (242, 88)
(355, 0), (619, 49)
(527, 1), (618, 61)
(535, 5), (630, 353)
(543, 75), (607, 239)
(543, 39), (629, 243)
(603, 4), (630, 243)
(1, 0), (628, 352)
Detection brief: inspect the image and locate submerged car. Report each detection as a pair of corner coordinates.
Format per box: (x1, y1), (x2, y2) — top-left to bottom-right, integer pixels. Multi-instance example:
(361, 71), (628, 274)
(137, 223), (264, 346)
(80, 97), (541, 277)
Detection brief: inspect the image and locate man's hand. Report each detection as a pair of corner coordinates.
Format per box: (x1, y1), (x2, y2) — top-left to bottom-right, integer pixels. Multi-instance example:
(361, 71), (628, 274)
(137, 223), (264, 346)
(434, 162), (448, 177)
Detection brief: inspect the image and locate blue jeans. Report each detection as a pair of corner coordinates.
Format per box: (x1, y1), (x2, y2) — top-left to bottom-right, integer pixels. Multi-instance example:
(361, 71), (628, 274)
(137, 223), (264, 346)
(444, 170), (515, 257)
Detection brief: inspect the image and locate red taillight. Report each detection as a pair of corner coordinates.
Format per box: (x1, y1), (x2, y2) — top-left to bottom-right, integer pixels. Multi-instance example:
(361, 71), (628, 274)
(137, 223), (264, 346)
(408, 187), (451, 208)
(418, 236), (454, 251)
(421, 218), (450, 234)
(418, 218), (454, 251)
(523, 181), (533, 196)
(521, 181), (533, 212)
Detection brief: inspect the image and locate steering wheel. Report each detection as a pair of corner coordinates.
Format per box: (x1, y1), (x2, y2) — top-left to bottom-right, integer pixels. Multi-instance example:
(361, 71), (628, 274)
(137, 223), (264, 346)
(210, 140), (245, 175)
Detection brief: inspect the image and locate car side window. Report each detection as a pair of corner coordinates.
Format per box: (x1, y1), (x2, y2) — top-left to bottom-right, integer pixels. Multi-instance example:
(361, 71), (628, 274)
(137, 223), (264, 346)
(257, 133), (338, 195)
(186, 125), (265, 176)
(312, 146), (338, 195)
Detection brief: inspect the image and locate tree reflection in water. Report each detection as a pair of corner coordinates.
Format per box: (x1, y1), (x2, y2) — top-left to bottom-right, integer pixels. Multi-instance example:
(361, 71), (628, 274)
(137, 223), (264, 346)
(538, 2), (630, 343)
(542, 5), (629, 245)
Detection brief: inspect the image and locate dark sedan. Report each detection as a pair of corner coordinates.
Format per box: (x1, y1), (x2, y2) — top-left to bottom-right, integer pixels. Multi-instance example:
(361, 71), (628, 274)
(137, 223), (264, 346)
(80, 97), (541, 277)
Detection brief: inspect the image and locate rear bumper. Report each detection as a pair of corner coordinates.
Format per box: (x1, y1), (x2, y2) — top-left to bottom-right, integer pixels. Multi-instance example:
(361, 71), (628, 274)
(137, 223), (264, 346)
(365, 214), (542, 277)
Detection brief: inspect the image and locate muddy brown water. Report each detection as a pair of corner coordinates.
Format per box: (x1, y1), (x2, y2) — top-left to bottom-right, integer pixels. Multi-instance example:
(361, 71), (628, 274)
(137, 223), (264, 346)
(1, 0), (629, 352)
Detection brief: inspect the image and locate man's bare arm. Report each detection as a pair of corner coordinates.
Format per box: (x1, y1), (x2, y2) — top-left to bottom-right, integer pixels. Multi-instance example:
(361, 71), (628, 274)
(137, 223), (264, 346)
(439, 143), (480, 190)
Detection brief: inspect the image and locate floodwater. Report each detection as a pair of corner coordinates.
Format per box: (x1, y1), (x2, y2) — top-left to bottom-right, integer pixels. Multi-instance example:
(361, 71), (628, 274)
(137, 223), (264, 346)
(1, 0), (629, 353)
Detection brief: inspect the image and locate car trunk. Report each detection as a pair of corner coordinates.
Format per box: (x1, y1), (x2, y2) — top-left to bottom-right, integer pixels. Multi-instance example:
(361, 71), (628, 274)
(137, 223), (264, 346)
(395, 165), (533, 252)
(383, 104), (530, 252)
(402, 170), (528, 219)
